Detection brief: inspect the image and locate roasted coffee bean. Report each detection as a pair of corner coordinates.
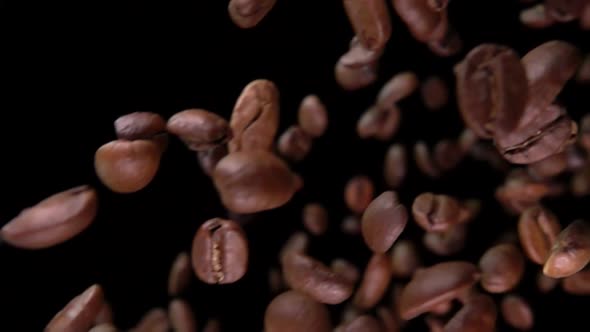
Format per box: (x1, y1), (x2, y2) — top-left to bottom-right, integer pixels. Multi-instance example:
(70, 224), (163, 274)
(335, 60), (379, 91)
(423, 224), (467, 256)
(527, 151), (568, 179)
(377, 306), (400, 332)
(338, 315), (384, 332)
(95, 139), (161, 193)
(479, 243), (525, 293)
(168, 252), (192, 296)
(115, 112), (166, 141)
(520, 4), (556, 29)
(428, 24), (463, 57)
(279, 231), (310, 262)
(269, 268), (285, 294)
(341, 215), (362, 235)
(421, 76), (448, 111)
(277, 125), (312, 161)
(412, 193), (468, 233)
(575, 54), (590, 83)
(391, 240), (422, 278)
(496, 171), (563, 214)
(562, 267), (590, 295)
(343, 0), (392, 52)
(228, 0), (276, 29)
(582, 3), (590, 29)
(282, 252), (354, 304)
(433, 140), (464, 172)
(376, 71), (419, 109)
(197, 145), (228, 177)
(228, 79), (279, 153)
(571, 166), (590, 196)
(45, 284), (105, 332)
(213, 150), (301, 213)
(392, 0), (446, 42)
(344, 175), (375, 214)
(430, 300), (453, 316)
(357, 105), (401, 141)
(298, 95), (328, 138)
(264, 291), (332, 332)
(537, 271), (560, 293)
(399, 261), (480, 320)
(191, 218), (248, 284)
(544, 219), (590, 278)
(425, 316), (445, 332)
(302, 203), (329, 236)
(331, 258), (361, 285)
(340, 36), (385, 67)
(469, 141), (510, 172)
(500, 295), (534, 331)
(414, 142), (441, 178)
(353, 253), (393, 309)
(89, 324), (119, 332)
(545, 0), (586, 22)
(95, 301), (114, 325)
(518, 206), (561, 264)
(361, 191), (408, 253)
(341, 304), (363, 324)
(169, 299), (197, 332)
(444, 293), (496, 332)
(167, 109), (232, 152)
(383, 144), (407, 188)
(580, 114), (590, 151)
(0, 185), (97, 249)
(131, 308), (170, 332)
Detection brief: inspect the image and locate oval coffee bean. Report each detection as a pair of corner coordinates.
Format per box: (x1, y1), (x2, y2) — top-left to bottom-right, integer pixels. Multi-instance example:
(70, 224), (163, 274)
(376, 306), (400, 332)
(298, 95), (328, 138)
(331, 258), (361, 285)
(391, 239), (422, 278)
(544, 219), (590, 278)
(197, 144), (228, 177)
(361, 191), (408, 253)
(392, 0), (445, 42)
(282, 252), (354, 304)
(500, 295), (534, 331)
(357, 105), (401, 141)
(338, 315), (384, 332)
(166, 109), (232, 152)
(421, 76), (448, 111)
(343, 0), (392, 52)
(264, 291), (332, 332)
(191, 218), (248, 284)
(95, 139), (161, 193)
(168, 252), (192, 296)
(376, 71), (419, 109)
(213, 150), (301, 214)
(277, 125), (312, 162)
(130, 308), (170, 332)
(414, 142), (441, 178)
(562, 268), (590, 295)
(577, 54), (590, 83)
(228, 0), (277, 29)
(399, 261), (480, 320)
(383, 144), (407, 188)
(412, 193), (466, 232)
(433, 140), (464, 172)
(115, 112), (166, 141)
(335, 60), (378, 91)
(302, 203), (329, 236)
(279, 231), (310, 262)
(518, 206), (562, 264)
(353, 253), (393, 310)
(89, 324), (119, 332)
(443, 293), (496, 332)
(478, 243), (525, 293)
(0, 185), (97, 249)
(344, 175), (375, 214)
(423, 224), (467, 256)
(45, 284), (105, 332)
(169, 299), (197, 332)
(536, 271), (560, 293)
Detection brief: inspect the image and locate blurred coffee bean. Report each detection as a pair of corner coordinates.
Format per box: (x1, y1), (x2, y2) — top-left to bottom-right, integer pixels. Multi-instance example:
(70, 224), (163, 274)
(341, 215), (362, 235)
(392, 0), (446, 43)
(338, 315), (384, 332)
(202, 319), (221, 332)
(197, 145), (228, 177)
(298, 95), (328, 138)
(228, 0), (277, 28)
(391, 240), (422, 278)
(412, 193), (468, 232)
(571, 166), (590, 196)
(562, 268), (590, 295)
(168, 252), (192, 296)
(520, 4), (556, 28)
(496, 171), (563, 214)
(527, 151), (568, 179)
(544, 219), (590, 278)
(89, 324), (119, 332)
(45, 284), (105, 332)
(576, 54), (590, 83)
(443, 293), (496, 332)
(264, 291), (332, 332)
(279, 231), (310, 262)
(269, 267), (285, 294)
(302, 203), (329, 236)
(115, 112), (166, 141)
(344, 175), (375, 214)
(277, 125), (312, 162)
(377, 306), (400, 332)
(362, 191), (408, 253)
(335, 60), (379, 91)
(421, 76), (448, 111)
(376, 71), (419, 109)
(500, 294), (534, 331)
(433, 140), (464, 172)
(545, 0), (586, 22)
(130, 308), (170, 332)
(95, 301), (114, 325)
(518, 206), (561, 264)
(423, 224), (467, 256)
(384, 144), (407, 188)
(537, 270), (560, 293)
(353, 253), (393, 310)
(166, 109), (232, 152)
(479, 243), (525, 293)
(331, 258), (361, 285)
(414, 142), (441, 178)
(168, 299), (197, 332)
(357, 105), (401, 141)
(343, 0), (392, 52)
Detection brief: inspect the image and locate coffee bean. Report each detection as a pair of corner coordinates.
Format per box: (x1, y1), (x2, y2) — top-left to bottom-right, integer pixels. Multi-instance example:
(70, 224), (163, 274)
(520, 4), (556, 29)
(197, 144), (228, 177)
(479, 243), (525, 293)
(115, 112), (166, 141)
(168, 252), (192, 296)
(399, 261), (480, 320)
(340, 36), (385, 67)
(331, 259), (361, 285)
(412, 193), (468, 233)
(444, 293), (497, 332)
(500, 294), (534, 331)
(95, 139), (161, 193)
(582, 3), (590, 29)
(544, 219), (590, 278)
(537, 270), (560, 293)
(427, 0), (449, 11)
(343, 0), (392, 52)
(341, 215), (362, 235)
(89, 324), (119, 332)
(433, 140), (464, 172)
(269, 267), (286, 294)
(169, 299), (197, 332)
(392, 0), (446, 43)
(130, 308), (170, 332)
(338, 315), (384, 332)
(45, 284), (104, 332)
(302, 203), (329, 236)
(0, 185), (97, 249)
(427, 24), (463, 57)
(95, 301), (114, 325)
(496, 171), (563, 214)
(545, 0), (586, 22)
(361, 191), (408, 253)
(166, 109), (232, 152)
(277, 125), (312, 162)
(298, 95), (328, 138)
(279, 231), (309, 262)
(383, 144), (407, 188)
(353, 253), (393, 310)
(576, 54), (590, 83)
(213, 150), (301, 213)
(376, 306), (400, 332)
(357, 105), (401, 141)
(191, 218), (248, 284)
(228, 0), (276, 29)
(430, 299), (453, 316)
(376, 71), (419, 109)
(425, 316), (445, 332)
(202, 319), (221, 332)
(421, 76), (448, 111)
(264, 291), (332, 332)
(335, 59), (379, 91)
(344, 175), (375, 214)
(282, 252), (354, 304)
(423, 224), (467, 256)
(527, 151), (568, 179)
(562, 267), (590, 295)
(414, 142), (441, 178)
(518, 206), (562, 264)
(391, 239), (422, 278)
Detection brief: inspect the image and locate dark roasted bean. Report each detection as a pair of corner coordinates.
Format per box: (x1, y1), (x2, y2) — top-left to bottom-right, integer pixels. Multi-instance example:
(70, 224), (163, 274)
(168, 252), (192, 296)
(501, 295), (534, 331)
(362, 191), (408, 253)
(412, 193), (468, 232)
(376, 72), (419, 108)
(562, 267), (590, 295)
(167, 109), (232, 152)
(544, 220), (590, 278)
(377, 306), (400, 332)
(45, 285), (105, 332)
(115, 112), (166, 141)
(344, 175), (375, 214)
(575, 54), (590, 83)
(169, 299), (197, 332)
(444, 293), (496, 332)
(357, 105), (401, 141)
(518, 206), (561, 264)
(343, 0), (392, 52)
(391, 240), (422, 278)
(392, 0), (446, 43)
(277, 125), (312, 162)
(545, 0), (587, 22)
(384, 144), (407, 188)
(353, 253), (393, 310)
(479, 244), (525, 293)
(423, 224), (467, 256)
(298, 95), (328, 138)
(228, 0), (276, 29)
(527, 151), (568, 179)
(433, 140), (464, 172)
(264, 291), (332, 332)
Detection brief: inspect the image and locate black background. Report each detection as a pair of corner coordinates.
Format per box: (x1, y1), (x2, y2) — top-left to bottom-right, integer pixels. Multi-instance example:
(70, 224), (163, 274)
(0, 0), (589, 331)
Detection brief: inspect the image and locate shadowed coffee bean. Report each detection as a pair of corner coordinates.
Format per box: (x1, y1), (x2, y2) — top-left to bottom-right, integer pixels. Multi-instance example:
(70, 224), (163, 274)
(298, 95), (328, 138)
(95, 301), (114, 325)
(130, 308), (170, 332)
(228, 0), (276, 29)
(433, 140), (464, 172)
(501, 294), (534, 331)
(197, 145), (228, 177)
(478, 243), (525, 293)
(95, 139), (161, 193)
(341, 215), (362, 235)
(357, 105), (401, 141)
(423, 224), (467, 256)
(264, 291), (332, 332)
(544, 219), (590, 278)
(392, 0), (446, 43)
(344, 175), (375, 214)
(0, 185), (97, 249)
(377, 306), (400, 332)
(168, 252), (192, 296)
(527, 151), (569, 179)
(302, 203), (329, 236)
(412, 193), (468, 233)
(282, 252), (354, 304)
(383, 144), (407, 188)
(213, 150), (301, 213)
(577, 54), (590, 83)
(520, 4), (556, 29)
(277, 125), (312, 161)
(443, 293), (496, 332)
(115, 112), (166, 141)
(414, 142), (441, 178)
(166, 109), (232, 152)
(89, 324), (119, 332)
(353, 253), (393, 309)
(343, 0), (392, 52)
(537, 271), (560, 293)
(421, 76), (448, 111)
(335, 60), (379, 91)
(391, 240), (422, 278)
(331, 259), (360, 285)
(376, 71), (419, 108)
(45, 284), (105, 332)
(562, 268), (590, 295)
(202, 319), (221, 332)
(545, 0), (586, 22)
(337, 315), (384, 332)
(279, 231), (310, 262)
(399, 261), (480, 320)
(228, 79), (279, 153)
(518, 206), (561, 264)
(361, 191), (408, 253)
(191, 218), (248, 284)
(168, 299), (197, 332)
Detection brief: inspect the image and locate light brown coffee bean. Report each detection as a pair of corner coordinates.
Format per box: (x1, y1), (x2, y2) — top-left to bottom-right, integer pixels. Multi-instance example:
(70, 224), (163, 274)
(421, 76), (448, 111)
(518, 206), (561, 264)
(213, 150), (301, 213)
(344, 175), (375, 214)
(479, 244), (525, 293)
(341, 215), (362, 235)
(414, 142), (441, 178)
(168, 252), (192, 296)
(343, 0), (392, 52)
(228, 0), (276, 29)
(536, 270), (560, 293)
(545, 0), (586, 22)
(131, 308), (170, 332)
(383, 144), (407, 188)
(339, 315), (384, 332)
(340, 36), (384, 67)
(391, 240), (421, 278)
(562, 267), (590, 295)
(0, 185), (97, 249)
(264, 291), (332, 332)
(45, 284), (104, 332)
(361, 191), (408, 253)
(166, 109), (231, 152)
(89, 324), (119, 332)
(423, 224), (467, 256)
(520, 4), (556, 29)
(298, 95), (328, 138)
(335, 60), (379, 91)
(444, 293), (496, 332)
(357, 105), (401, 141)
(191, 218), (248, 284)
(279, 231), (310, 262)
(169, 299), (197, 332)
(496, 172), (562, 214)
(377, 306), (400, 332)
(412, 193), (467, 233)
(277, 125), (312, 162)
(353, 253), (393, 310)
(302, 203), (329, 236)
(115, 112), (166, 141)
(500, 295), (534, 331)
(399, 261), (480, 320)
(544, 219), (590, 278)
(527, 151), (568, 179)
(331, 259), (360, 285)
(376, 71), (419, 109)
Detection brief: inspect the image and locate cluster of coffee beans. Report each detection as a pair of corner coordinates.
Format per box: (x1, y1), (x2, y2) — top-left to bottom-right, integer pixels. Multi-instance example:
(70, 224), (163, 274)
(2, 0), (590, 331)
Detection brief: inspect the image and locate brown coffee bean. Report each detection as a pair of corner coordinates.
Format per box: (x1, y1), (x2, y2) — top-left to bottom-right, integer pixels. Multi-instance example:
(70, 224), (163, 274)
(433, 140), (464, 172)
(115, 112), (166, 141)
(580, 114), (590, 151)
(89, 324), (119, 332)
(95, 139), (161, 193)
(213, 150), (301, 213)
(562, 267), (590, 295)
(571, 166), (590, 196)
(0, 185), (97, 249)
(412, 193), (467, 233)
(414, 142), (441, 178)
(421, 76), (448, 111)
(166, 109), (231, 152)
(335, 59), (379, 91)
(469, 141), (510, 172)
(298, 95), (328, 138)
(341, 215), (362, 235)
(344, 175), (375, 214)
(343, 0), (392, 52)
(545, 0), (586, 22)
(479, 244), (525, 293)
(168, 252), (192, 296)
(391, 240), (422, 278)
(398, 261), (480, 320)
(168, 299), (197, 332)
(577, 54), (590, 83)
(425, 316), (445, 332)
(191, 218), (248, 284)
(341, 304), (363, 324)
(520, 4), (556, 29)
(544, 219), (590, 278)
(430, 300), (453, 316)
(197, 145), (228, 177)
(45, 284), (104, 332)
(331, 259), (361, 285)
(427, 25), (463, 57)
(383, 144), (407, 189)
(444, 293), (497, 332)
(282, 252), (354, 304)
(95, 301), (114, 326)
(340, 36), (384, 67)
(361, 191), (408, 253)
(527, 151), (568, 179)
(303, 203), (329, 236)
(339, 315), (384, 332)
(581, 3), (590, 29)
(376, 71), (419, 109)
(202, 319), (221, 332)
(536, 270), (560, 293)
(279, 231), (310, 262)
(277, 125), (312, 162)
(264, 291), (332, 332)
(500, 295), (534, 331)
(423, 224), (467, 256)
(377, 306), (400, 332)
(496, 171), (562, 214)
(269, 268), (285, 294)
(228, 0), (276, 29)
(518, 206), (561, 264)
(228, 79), (279, 153)
(353, 253), (393, 310)
(357, 105), (401, 141)
(131, 308), (170, 332)
(392, 0), (446, 43)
